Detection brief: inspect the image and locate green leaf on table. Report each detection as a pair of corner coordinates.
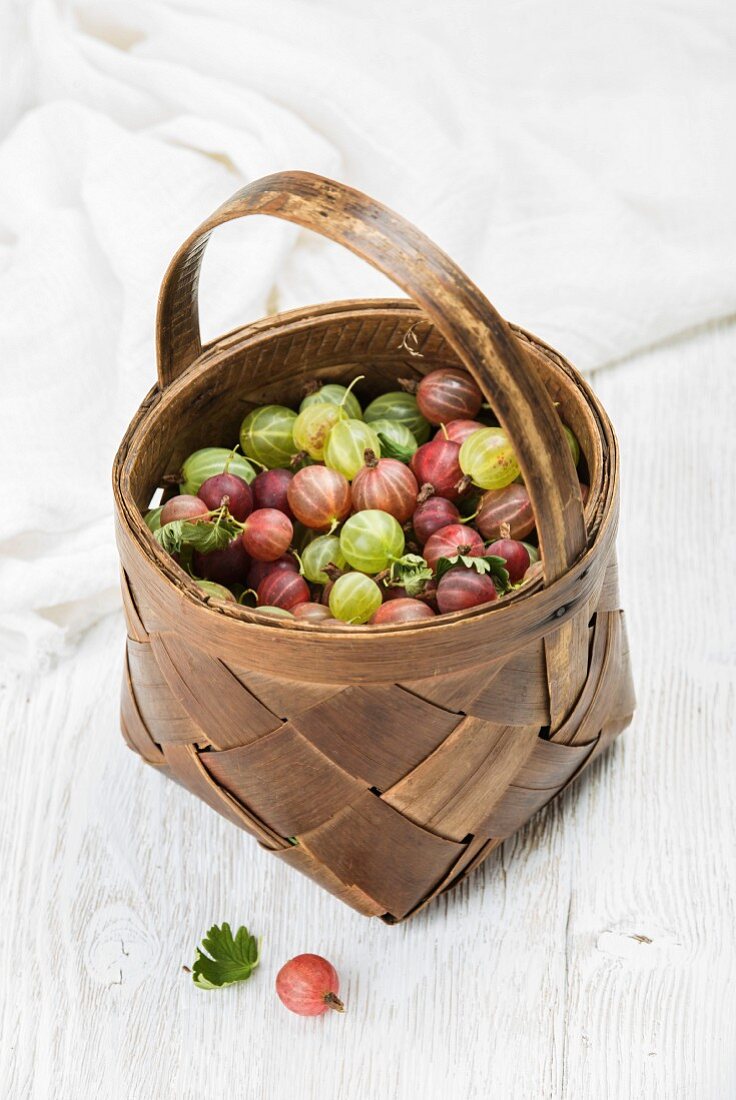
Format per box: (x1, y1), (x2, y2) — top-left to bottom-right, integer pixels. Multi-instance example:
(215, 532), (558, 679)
(191, 923), (260, 990)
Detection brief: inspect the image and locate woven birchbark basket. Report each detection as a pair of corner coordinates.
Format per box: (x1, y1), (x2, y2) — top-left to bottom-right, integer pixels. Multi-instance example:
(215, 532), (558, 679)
(113, 172), (635, 923)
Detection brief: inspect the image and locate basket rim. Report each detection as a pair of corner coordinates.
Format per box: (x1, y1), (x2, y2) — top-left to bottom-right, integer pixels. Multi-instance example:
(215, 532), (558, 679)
(113, 297), (619, 642)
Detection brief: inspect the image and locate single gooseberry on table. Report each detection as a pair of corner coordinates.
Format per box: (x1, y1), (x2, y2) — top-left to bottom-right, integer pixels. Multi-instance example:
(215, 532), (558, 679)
(370, 598), (436, 624)
(240, 405), (298, 469)
(436, 567), (498, 614)
(287, 466), (351, 530)
(257, 569), (310, 611)
(350, 450), (418, 524)
(416, 367), (483, 425)
(475, 483), (534, 541)
(275, 954), (344, 1016)
(252, 468), (293, 517)
(339, 509), (405, 574)
(459, 427), (520, 490)
(410, 439), (464, 500)
(242, 508), (294, 561)
(486, 538), (531, 584)
(423, 523), (484, 571)
(160, 494), (210, 525)
(328, 572), (383, 624)
(197, 472), (253, 522)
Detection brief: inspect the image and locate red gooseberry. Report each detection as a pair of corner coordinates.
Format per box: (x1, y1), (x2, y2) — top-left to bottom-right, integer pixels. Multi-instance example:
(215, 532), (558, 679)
(417, 368), (483, 425)
(475, 484), (534, 541)
(486, 538), (530, 584)
(257, 570), (309, 610)
(436, 567), (498, 613)
(275, 954), (344, 1016)
(160, 494), (210, 525)
(242, 508), (293, 561)
(423, 523), (484, 571)
(433, 419), (484, 445)
(410, 439), (464, 501)
(197, 472), (253, 522)
(370, 598), (436, 624)
(287, 466), (352, 529)
(252, 468), (294, 518)
(412, 495), (461, 545)
(351, 450), (418, 523)
(193, 536), (250, 586)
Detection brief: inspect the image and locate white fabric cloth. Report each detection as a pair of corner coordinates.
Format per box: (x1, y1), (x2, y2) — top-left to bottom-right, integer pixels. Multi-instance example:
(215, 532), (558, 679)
(2, 0), (735, 669)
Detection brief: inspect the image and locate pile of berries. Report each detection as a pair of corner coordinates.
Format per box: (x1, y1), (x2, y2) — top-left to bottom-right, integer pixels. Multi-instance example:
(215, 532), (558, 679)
(145, 368), (586, 625)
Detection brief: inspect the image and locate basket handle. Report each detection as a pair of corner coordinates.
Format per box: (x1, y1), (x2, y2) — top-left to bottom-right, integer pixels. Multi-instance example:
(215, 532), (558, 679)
(157, 171), (586, 581)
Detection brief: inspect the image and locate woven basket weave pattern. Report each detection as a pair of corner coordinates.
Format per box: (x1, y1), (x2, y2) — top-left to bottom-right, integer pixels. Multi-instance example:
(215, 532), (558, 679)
(114, 174), (635, 922)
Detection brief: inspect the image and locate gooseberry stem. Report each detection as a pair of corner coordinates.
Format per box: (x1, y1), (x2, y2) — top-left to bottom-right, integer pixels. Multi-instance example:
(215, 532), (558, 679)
(323, 992), (345, 1012)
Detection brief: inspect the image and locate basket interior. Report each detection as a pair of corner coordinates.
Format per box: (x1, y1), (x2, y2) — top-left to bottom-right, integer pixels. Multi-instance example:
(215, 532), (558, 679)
(123, 301), (602, 524)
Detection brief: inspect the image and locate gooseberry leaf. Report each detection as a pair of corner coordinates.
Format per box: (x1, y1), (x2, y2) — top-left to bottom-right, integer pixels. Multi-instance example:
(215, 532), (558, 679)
(191, 923), (260, 990)
(155, 517), (240, 555)
(435, 553), (511, 593)
(387, 553), (433, 597)
(374, 430), (416, 464)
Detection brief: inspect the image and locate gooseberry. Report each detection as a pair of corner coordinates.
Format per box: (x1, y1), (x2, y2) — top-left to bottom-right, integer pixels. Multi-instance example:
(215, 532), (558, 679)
(459, 428), (519, 490)
(434, 420), (484, 445)
(292, 602), (333, 622)
(363, 391), (430, 444)
(240, 405), (298, 469)
(252, 468), (294, 517)
(300, 382), (362, 421)
(323, 419), (381, 480)
(475, 484), (534, 541)
(339, 510), (405, 574)
(412, 495), (461, 545)
(436, 567), (498, 613)
(370, 598), (435, 624)
(328, 573), (383, 624)
(300, 534), (347, 584)
(564, 426), (580, 467)
(258, 569), (310, 610)
(160, 494), (210, 525)
(423, 524), (484, 571)
(180, 448), (256, 494)
(292, 403), (344, 461)
(410, 439), (464, 500)
(287, 466), (352, 529)
(193, 536), (250, 586)
(351, 451), (418, 523)
(368, 419), (419, 462)
(194, 579), (236, 602)
(486, 538), (530, 584)
(256, 606), (294, 619)
(275, 954), (344, 1016)
(247, 554), (298, 590)
(197, 472), (253, 521)
(242, 509), (294, 561)
(416, 367), (483, 425)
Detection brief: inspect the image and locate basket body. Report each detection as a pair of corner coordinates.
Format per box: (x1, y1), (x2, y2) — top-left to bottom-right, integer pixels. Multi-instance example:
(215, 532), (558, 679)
(114, 296), (635, 922)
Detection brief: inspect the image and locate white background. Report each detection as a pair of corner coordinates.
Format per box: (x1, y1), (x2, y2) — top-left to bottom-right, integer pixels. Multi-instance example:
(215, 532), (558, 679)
(1, 1), (735, 1097)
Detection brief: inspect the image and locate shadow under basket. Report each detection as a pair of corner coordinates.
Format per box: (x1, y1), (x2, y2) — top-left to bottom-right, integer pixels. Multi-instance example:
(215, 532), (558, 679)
(113, 172), (635, 923)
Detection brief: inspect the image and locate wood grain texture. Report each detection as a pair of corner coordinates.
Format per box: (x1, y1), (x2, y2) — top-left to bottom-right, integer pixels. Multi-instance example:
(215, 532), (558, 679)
(2, 320), (734, 1097)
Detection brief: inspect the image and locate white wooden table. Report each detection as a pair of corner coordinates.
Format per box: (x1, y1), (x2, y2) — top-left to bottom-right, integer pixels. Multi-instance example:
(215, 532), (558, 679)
(2, 321), (735, 1099)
